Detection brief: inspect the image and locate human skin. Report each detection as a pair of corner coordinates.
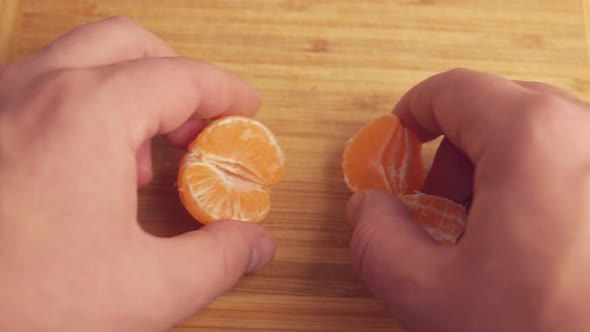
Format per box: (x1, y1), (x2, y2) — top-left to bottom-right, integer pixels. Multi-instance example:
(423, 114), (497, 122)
(348, 68), (590, 331)
(2, 15), (589, 332)
(0, 17), (276, 331)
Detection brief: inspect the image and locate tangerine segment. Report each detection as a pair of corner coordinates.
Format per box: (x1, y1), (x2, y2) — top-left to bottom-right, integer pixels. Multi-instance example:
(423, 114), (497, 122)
(194, 116), (285, 186)
(179, 162), (271, 224)
(383, 126), (424, 194)
(399, 193), (466, 245)
(342, 114), (423, 194)
(178, 116), (284, 224)
(342, 114), (400, 193)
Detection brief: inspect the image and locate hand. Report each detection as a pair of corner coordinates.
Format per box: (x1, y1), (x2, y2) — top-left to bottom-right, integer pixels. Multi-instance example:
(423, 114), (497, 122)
(348, 69), (590, 331)
(0, 17), (275, 331)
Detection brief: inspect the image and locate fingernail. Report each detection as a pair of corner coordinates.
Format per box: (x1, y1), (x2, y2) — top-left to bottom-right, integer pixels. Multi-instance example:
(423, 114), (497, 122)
(347, 192), (365, 228)
(247, 231), (276, 273)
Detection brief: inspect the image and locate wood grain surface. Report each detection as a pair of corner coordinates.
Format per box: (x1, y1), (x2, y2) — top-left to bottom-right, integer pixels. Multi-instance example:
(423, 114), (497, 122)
(2, 1), (590, 331)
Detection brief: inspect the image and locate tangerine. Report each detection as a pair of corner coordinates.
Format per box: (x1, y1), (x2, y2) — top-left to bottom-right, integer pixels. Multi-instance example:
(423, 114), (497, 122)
(342, 114), (423, 194)
(343, 113), (466, 245)
(178, 116), (284, 224)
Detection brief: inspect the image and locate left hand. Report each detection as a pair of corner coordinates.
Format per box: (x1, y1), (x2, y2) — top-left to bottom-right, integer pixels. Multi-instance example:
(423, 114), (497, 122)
(0, 16), (275, 332)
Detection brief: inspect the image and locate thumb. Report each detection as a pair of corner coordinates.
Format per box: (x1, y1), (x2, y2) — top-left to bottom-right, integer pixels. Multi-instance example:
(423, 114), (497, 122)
(155, 220), (275, 319)
(347, 190), (446, 315)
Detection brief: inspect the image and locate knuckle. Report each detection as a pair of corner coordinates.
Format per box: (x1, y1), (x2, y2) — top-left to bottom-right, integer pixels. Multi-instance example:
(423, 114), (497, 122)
(0, 63), (24, 87)
(205, 229), (244, 284)
(523, 92), (568, 115)
(515, 93), (574, 143)
(9, 68), (100, 128)
(0, 63), (15, 80)
(350, 221), (380, 279)
(103, 15), (137, 30)
(523, 81), (555, 93)
(444, 67), (472, 77)
(37, 69), (96, 104)
(0, 64), (16, 98)
(440, 67), (476, 81)
(220, 243), (239, 283)
(496, 93), (582, 166)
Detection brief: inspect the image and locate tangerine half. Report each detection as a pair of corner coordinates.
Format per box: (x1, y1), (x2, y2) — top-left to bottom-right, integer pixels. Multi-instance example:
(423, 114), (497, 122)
(178, 116), (285, 224)
(342, 114), (423, 195)
(342, 113), (467, 245)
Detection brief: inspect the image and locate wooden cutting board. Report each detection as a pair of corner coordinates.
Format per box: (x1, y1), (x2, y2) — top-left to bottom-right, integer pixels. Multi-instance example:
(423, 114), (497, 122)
(2, 1), (589, 331)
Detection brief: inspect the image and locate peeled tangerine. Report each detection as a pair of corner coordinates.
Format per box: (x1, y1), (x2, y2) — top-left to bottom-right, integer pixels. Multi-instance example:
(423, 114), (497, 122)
(342, 114), (467, 245)
(178, 116), (285, 224)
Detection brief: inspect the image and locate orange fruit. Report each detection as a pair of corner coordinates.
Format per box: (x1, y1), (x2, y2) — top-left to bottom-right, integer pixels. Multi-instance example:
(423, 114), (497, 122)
(178, 116), (285, 224)
(342, 113), (467, 245)
(399, 193), (466, 245)
(342, 114), (423, 195)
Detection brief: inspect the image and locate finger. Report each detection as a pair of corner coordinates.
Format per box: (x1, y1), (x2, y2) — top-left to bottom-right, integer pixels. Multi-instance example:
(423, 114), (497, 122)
(166, 118), (208, 150)
(93, 57), (261, 148)
(347, 190), (447, 314)
(33, 16), (176, 70)
(513, 80), (589, 107)
(136, 140), (153, 187)
(422, 138), (474, 205)
(154, 221), (275, 319)
(393, 68), (535, 163)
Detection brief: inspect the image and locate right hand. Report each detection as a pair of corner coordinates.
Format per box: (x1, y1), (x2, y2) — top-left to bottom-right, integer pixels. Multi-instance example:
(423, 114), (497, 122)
(347, 68), (590, 331)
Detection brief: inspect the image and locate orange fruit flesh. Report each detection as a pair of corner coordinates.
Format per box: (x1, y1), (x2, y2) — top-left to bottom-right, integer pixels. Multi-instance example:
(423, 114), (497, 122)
(400, 193), (466, 245)
(195, 117), (283, 186)
(178, 116), (284, 224)
(382, 125), (424, 194)
(342, 114), (424, 194)
(342, 113), (466, 245)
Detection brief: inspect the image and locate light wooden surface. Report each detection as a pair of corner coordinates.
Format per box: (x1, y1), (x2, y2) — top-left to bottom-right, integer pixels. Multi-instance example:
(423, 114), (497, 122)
(2, 1), (590, 331)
